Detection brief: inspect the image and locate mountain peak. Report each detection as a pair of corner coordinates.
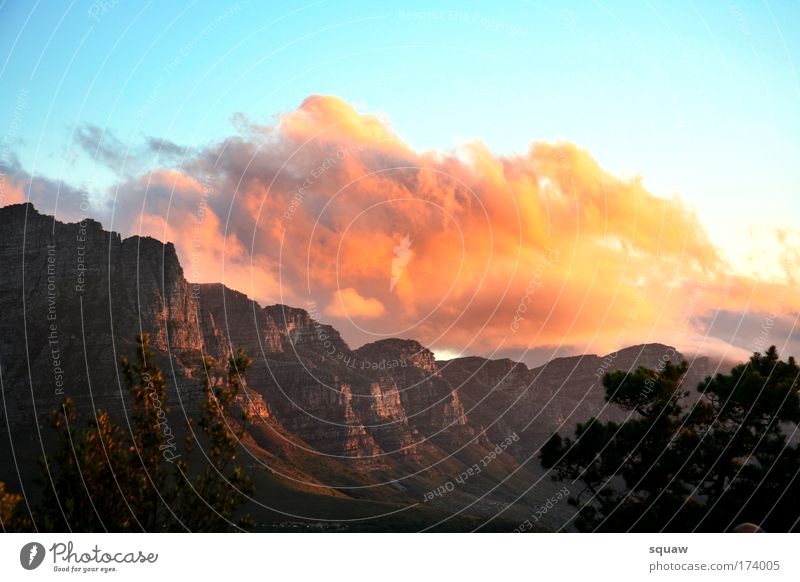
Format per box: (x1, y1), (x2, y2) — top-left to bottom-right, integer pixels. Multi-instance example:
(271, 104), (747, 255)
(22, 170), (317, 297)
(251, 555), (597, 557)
(355, 338), (435, 372)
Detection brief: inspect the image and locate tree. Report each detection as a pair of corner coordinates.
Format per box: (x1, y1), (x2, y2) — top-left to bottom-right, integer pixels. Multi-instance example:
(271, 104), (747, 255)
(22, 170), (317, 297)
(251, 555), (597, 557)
(33, 400), (135, 531)
(541, 348), (800, 532)
(3, 334), (255, 532)
(171, 347), (256, 531)
(0, 481), (24, 531)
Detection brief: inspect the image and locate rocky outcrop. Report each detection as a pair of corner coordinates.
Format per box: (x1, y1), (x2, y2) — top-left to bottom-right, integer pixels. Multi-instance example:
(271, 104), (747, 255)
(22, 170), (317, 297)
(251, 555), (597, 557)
(196, 285), (468, 463)
(355, 339), (468, 440)
(0, 203), (210, 422)
(264, 303), (351, 357)
(196, 283), (283, 358)
(439, 343), (716, 454)
(236, 386), (271, 420)
(356, 338), (437, 373)
(197, 283), (381, 460)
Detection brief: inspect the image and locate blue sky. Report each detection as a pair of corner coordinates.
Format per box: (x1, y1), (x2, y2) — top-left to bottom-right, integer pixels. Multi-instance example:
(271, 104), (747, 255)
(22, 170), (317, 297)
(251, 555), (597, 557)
(2, 0), (799, 274)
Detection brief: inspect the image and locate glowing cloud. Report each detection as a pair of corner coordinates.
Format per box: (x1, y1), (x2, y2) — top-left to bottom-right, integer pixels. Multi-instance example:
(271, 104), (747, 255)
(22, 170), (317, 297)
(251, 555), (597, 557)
(8, 95), (797, 362)
(327, 288), (386, 319)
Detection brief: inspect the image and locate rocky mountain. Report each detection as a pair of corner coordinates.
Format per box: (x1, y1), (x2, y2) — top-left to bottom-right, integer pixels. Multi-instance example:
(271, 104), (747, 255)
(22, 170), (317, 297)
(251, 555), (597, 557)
(439, 344), (717, 456)
(0, 202), (207, 425)
(197, 284), (472, 464)
(0, 202), (724, 531)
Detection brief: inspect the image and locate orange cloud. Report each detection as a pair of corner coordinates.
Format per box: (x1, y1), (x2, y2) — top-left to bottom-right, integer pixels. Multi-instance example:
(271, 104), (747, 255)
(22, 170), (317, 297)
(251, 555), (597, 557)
(280, 95), (400, 147)
(326, 288), (385, 319)
(20, 94), (796, 363)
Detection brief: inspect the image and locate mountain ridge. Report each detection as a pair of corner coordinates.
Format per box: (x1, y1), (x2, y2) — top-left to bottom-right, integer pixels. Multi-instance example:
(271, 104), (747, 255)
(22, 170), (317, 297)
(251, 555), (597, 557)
(0, 202), (723, 530)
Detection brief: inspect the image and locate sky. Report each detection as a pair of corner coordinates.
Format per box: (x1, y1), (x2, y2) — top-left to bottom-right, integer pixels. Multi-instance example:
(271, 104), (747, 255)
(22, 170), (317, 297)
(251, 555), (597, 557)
(1, 0), (799, 365)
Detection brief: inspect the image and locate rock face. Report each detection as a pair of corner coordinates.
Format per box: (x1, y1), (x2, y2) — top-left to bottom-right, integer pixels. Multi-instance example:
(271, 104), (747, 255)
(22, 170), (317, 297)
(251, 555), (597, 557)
(0, 198), (474, 466)
(439, 343), (715, 453)
(196, 283), (283, 357)
(265, 303), (350, 356)
(355, 339), (469, 441)
(0, 203), (208, 424)
(198, 286), (469, 462)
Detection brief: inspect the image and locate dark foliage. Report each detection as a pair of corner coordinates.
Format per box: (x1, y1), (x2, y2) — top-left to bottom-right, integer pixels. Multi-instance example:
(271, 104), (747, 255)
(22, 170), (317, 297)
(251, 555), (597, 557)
(1, 334), (254, 532)
(541, 347), (800, 532)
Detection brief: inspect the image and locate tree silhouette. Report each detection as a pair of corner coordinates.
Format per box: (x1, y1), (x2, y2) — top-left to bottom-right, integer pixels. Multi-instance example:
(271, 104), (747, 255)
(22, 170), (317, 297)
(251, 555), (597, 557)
(171, 347), (256, 531)
(1, 334), (255, 532)
(541, 347), (800, 532)
(0, 482), (24, 531)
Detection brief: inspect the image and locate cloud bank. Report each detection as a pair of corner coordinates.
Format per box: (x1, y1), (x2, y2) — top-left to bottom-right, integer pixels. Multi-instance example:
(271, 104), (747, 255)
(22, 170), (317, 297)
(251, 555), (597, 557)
(4, 95), (798, 364)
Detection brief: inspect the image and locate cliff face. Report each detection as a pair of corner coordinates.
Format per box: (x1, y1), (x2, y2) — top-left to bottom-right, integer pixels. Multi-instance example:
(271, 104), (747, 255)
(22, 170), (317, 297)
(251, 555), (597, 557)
(197, 286), (468, 462)
(197, 283), (381, 460)
(196, 283), (282, 357)
(439, 343), (715, 451)
(264, 304), (351, 356)
(355, 339), (468, 440)
(0, 203), (210, 422)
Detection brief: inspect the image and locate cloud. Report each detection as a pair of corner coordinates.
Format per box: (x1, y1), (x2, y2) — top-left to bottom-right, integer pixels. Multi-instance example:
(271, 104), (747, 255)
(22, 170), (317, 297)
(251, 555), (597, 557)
(700, 308), (800, 358)
(5, 95), (798, 362)
(74, 124), (128, 172)
(0, 159), (89, 222)
(74, 124), (187, 176)
(145, 136), (186, 159)
(327, 287), (385, 319)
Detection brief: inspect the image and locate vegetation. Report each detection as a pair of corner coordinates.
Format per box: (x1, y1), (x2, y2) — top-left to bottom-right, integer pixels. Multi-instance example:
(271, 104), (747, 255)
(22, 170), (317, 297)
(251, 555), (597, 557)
(0, 334), (254, 532)
(541, 346), (800, 532)
(0, 482), (23, 528)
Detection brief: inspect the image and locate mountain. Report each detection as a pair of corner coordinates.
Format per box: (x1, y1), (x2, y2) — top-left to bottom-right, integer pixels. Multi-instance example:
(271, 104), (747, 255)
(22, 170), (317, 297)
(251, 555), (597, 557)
(0, 202), (207, 423)
(197, 284), (473, 464)
(439, 344), (717, 458)
(0, 203), (723, 531)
